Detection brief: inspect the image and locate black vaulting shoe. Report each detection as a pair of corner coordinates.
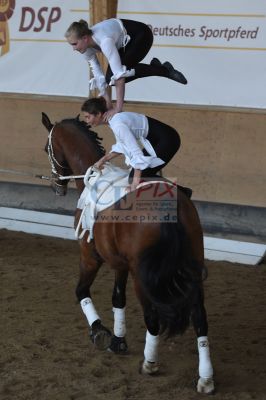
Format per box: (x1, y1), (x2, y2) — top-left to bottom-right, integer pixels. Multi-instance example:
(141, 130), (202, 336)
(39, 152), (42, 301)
(163, 61), (188, 85)
(150, 57), (162, 67)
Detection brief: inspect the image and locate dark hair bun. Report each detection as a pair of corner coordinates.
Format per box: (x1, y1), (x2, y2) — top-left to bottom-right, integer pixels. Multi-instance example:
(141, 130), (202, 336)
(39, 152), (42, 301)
(78, 19), (88, 27)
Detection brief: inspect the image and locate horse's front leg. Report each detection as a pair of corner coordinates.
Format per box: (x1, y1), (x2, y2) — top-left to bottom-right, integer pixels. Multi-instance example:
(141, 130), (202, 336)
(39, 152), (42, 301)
(76, 239), (111, 350)
(108, 270), (129, 354)
(191, 286), (215, 394)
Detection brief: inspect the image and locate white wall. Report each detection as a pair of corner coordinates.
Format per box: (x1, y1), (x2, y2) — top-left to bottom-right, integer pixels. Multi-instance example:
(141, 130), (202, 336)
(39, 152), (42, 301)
(117, 0), (266, 108)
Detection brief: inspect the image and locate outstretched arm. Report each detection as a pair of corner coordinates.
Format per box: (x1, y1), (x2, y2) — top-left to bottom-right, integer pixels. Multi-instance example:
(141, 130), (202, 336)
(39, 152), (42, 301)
(126, 169), (142, 193)
(114, 78), (125, 113)
(100, 37), (134, 119)
(103, 78), (125, 121)
(86, 53), (107, 96)
(94, 152), (121, 170)
(103, 90), (113, 110)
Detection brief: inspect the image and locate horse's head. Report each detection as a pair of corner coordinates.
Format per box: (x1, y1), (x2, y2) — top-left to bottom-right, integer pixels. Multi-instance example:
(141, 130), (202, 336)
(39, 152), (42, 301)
(42, 112), (71, 196)
(41, 112), (106, 196)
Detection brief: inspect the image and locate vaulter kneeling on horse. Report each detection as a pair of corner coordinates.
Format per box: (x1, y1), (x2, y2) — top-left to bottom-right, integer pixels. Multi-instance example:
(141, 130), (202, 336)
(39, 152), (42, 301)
(81, 97), (191, 197)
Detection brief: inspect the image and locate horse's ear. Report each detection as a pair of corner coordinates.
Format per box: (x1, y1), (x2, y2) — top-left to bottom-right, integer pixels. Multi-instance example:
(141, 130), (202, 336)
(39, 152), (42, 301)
(41, 112), (53, 132)
(75, 114), (80, 121)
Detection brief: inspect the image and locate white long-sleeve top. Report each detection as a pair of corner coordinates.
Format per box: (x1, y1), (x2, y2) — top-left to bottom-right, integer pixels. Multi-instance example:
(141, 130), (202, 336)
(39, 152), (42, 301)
(109, 112), (164, 170)
(83, 18), (135, 94)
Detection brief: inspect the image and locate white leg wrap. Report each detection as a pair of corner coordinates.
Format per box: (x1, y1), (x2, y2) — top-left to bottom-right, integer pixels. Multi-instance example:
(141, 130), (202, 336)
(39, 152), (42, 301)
(198, 336), (213, 378)
(144, 331), (160, 363)
(80, 297), (100, 326)
(113, 307), (126, 337)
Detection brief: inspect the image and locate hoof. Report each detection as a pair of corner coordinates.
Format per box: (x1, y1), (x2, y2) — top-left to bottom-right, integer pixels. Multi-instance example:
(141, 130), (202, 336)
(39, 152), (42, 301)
(139, 359), (160, 375)
(108, 335), (128, 354)
(90, 322), (111, 351)
(197, 377), (215, 394)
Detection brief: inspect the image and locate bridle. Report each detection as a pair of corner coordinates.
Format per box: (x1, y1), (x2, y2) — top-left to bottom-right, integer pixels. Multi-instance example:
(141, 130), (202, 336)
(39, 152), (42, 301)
(46, 125), (103, 196)
(47, 125), (86, 184)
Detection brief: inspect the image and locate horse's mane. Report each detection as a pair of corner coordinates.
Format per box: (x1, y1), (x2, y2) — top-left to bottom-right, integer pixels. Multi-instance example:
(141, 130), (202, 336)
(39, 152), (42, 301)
(59, 117), (106, 157)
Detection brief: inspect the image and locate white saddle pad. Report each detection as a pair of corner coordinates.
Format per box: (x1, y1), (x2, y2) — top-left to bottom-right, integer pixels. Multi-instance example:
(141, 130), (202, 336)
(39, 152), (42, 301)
(75, 163), (129, 242)
(75, 163), (176, 242)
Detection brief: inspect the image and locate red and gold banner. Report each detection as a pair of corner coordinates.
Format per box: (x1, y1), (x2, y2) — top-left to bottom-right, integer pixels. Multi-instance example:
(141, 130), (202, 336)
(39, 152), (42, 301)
(0, 0), (15, 55)
(0, 1), (91, 97)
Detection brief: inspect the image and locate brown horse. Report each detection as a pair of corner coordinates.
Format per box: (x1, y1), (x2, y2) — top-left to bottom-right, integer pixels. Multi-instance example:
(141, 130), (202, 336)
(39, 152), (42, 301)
(41, 112), (214, 394)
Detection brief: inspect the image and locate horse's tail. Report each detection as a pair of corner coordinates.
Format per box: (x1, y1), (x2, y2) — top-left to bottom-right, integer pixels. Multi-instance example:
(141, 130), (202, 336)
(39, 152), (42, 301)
(139, 221), (204, 337)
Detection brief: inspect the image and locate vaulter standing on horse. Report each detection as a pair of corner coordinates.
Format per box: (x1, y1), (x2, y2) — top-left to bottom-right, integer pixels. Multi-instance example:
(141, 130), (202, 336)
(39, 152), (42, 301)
(81, 97), (191, 196)
(65, 18), (187, 121)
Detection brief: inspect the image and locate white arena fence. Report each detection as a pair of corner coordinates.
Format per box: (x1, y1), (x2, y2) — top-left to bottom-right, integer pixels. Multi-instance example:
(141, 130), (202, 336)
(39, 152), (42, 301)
(0, 207), (265, 266)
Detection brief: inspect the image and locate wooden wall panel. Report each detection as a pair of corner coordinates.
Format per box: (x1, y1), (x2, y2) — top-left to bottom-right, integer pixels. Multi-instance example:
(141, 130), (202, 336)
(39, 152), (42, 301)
(90, 0), (117, 23)
(0, 95), (265, 207)
(89, 0), (117, 80)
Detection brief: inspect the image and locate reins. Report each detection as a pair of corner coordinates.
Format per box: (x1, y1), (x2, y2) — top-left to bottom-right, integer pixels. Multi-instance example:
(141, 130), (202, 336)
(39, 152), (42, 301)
(0, 168), (52, 181)
(0, 168), (85, 181)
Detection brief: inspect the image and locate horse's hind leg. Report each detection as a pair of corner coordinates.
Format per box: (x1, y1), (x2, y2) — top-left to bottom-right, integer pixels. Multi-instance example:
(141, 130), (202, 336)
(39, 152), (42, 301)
(141, 304), (160, 375)
(134, 281), (160, 374)
(108, 270), (129, 354)
(191, 286), (215, 394)
(76, 240), (111, 350)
